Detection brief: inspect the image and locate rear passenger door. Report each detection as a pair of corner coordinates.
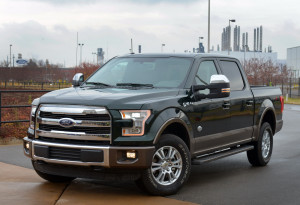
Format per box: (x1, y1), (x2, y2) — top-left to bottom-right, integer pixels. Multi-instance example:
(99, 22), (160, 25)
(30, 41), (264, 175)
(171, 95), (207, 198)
(218, 59), (254, 142)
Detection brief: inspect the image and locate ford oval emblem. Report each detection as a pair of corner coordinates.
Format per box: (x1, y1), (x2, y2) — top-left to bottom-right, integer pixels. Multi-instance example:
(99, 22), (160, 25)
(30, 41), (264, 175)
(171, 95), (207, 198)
(59, 118), (76, 128)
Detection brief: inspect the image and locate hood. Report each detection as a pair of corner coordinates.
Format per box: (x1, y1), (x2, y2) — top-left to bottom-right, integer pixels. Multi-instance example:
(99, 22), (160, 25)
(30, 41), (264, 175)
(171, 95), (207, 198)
(39, 87), (179, 110)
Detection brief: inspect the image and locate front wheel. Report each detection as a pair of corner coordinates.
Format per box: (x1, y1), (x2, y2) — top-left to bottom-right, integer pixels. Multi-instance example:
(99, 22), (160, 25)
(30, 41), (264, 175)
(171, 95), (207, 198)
(136, 134), (191, 196)
(247, 122), (273, 166)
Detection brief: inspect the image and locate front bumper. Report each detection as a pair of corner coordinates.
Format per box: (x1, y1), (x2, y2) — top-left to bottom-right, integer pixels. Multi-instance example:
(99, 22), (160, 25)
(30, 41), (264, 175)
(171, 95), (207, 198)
(23, 137), (155, 169)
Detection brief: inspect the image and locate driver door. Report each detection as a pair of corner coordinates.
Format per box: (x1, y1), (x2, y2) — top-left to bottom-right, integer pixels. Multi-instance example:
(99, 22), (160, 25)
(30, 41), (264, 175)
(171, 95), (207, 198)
(190, 59), (232, 154)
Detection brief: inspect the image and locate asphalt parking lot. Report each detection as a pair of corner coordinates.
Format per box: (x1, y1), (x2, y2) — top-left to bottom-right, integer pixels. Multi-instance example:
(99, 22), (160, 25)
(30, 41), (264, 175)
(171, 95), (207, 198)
(0, 104), (299, 205)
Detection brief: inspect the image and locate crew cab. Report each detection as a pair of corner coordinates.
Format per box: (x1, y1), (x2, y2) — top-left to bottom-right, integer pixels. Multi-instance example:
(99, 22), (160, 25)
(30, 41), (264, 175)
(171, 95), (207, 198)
(23, 54), (283, 195)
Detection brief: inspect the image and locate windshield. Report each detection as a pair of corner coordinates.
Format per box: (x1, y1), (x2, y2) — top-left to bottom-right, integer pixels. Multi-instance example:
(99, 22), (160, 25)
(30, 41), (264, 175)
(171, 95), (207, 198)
(85, 57), (193, 88)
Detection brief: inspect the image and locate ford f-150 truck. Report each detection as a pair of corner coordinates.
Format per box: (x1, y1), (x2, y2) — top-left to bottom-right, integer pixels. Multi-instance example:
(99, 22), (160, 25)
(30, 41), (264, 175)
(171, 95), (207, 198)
(23, 54), (283, 195)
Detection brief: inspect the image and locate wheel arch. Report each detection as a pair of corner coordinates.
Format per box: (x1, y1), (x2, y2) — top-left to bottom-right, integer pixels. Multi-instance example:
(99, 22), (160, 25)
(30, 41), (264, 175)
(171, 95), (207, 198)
(151, 108), (194, 153)
(254, 99), (276, 140)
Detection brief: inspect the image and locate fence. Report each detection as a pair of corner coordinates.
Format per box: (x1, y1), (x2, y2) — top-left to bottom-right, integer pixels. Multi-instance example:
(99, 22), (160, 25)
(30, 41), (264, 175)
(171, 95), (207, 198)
(0, 81), (71, 90)
(0, 90), (50, 127)
(281, 78), (300, 98)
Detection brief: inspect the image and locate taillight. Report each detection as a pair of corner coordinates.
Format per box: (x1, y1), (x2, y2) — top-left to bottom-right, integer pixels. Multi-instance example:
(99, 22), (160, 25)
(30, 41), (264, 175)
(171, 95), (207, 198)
(280, 96), (284, 113)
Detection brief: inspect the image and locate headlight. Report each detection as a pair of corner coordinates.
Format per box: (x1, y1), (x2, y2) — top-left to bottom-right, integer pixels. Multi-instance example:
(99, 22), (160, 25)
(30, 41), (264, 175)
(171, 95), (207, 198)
(29, 98), (40, 129)
(120, 110), (151, 136)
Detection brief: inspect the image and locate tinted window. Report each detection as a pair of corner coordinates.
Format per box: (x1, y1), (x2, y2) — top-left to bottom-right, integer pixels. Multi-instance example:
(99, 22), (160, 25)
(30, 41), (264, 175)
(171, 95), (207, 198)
(194, 60), (218, 94)
(195, 61), (218, 86)
(86, 57), (193, 88)
(220, 61), (244, 91)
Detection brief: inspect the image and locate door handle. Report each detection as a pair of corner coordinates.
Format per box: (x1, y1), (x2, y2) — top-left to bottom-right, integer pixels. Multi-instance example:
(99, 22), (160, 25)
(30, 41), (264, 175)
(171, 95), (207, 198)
(222, 101), (230, 109)
(246, 100), (254, 107)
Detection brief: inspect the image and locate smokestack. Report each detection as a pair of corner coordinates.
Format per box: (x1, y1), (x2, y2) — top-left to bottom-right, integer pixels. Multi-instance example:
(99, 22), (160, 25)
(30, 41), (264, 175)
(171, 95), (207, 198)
(256, 27), (259, 51)
(246, 32), (249, 51)
(138, 45), (142, 53)
(254, 29), (256, 51)
(238, 26), (240, 51)
(242, 33), (245, 50)
(260, 26), (263, 52)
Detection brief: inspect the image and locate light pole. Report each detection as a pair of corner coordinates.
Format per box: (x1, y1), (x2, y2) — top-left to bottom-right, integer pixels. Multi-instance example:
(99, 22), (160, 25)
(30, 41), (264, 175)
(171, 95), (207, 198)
(161, 44), (165, 53)
(9, 44), (12, 68)
(208, 0), (210, 53)
(228, 19), (235, 55)
(78, 43), (84, 65)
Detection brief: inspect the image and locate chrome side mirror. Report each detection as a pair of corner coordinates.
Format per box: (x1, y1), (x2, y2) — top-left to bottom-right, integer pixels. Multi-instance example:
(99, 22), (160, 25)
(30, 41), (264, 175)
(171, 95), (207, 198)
(72, 73), (84, 87)
(192, 74), (230, 101)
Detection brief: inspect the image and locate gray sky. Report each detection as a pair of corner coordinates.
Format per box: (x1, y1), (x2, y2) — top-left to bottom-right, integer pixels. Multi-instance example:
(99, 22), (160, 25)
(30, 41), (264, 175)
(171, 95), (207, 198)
(0, 0), (299, 66)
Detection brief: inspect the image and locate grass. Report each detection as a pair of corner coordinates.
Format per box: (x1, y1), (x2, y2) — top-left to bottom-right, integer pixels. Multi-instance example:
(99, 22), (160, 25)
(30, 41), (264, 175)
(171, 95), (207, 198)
(285, 97), (300, 105)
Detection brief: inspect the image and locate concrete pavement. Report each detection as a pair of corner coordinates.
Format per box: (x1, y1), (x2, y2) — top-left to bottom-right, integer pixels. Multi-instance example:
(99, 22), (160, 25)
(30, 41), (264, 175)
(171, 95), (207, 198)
(0, 162), (196, 205)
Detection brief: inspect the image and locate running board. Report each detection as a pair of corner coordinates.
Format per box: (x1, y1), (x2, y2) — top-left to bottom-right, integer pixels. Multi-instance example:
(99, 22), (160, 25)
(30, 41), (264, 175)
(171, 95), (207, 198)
(192, 145), (254, 165)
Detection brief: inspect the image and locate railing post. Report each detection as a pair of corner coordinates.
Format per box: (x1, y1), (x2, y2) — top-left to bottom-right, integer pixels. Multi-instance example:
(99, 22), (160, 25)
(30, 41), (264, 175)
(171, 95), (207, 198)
(42, 82), (44, 90)
(298, 78), (300, 97)
(5, 81), (6, 88)
(0, 91), (2, 127)
(289, 78), (292, 98)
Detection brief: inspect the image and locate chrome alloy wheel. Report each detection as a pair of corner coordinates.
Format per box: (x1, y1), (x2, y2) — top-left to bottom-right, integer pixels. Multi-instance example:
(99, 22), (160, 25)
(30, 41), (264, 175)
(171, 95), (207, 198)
(261, 130), (271, 159)
(151, 146), (182, 186)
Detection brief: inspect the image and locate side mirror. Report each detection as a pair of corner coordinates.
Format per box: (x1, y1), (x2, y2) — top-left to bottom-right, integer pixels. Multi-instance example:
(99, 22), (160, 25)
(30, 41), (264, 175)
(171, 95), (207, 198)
(192, 74), (230, 101)
(72, 73), (84, 87)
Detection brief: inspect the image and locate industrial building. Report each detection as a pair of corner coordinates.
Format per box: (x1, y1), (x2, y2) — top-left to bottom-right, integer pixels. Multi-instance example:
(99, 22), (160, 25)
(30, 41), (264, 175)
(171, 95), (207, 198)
(287, 46), (300, 77)
(215, 25), (277, 62)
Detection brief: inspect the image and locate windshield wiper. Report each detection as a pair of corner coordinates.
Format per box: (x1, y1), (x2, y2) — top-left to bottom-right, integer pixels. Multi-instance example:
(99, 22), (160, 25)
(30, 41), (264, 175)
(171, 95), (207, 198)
(85, 82), (113, 87)
(116, 83), (154, 88)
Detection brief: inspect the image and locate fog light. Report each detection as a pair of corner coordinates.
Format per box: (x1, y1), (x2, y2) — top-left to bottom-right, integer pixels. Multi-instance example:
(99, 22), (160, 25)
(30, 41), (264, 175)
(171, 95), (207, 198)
(25, 142), (30, 150)
(126, 151), (136, 159)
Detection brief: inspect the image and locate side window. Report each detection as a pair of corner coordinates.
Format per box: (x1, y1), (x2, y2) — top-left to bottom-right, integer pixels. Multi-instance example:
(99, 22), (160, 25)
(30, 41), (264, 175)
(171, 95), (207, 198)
(195, 60), (218, 85)
(219, 61), (245, 91)
(194, 60), (218, 94)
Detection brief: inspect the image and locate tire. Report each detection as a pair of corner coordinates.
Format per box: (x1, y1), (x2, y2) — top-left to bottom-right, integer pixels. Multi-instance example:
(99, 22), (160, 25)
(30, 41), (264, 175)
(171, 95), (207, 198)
(136, 134), (191, 196)
(32, 161), (75, 183)
(247, 122), (273, 166)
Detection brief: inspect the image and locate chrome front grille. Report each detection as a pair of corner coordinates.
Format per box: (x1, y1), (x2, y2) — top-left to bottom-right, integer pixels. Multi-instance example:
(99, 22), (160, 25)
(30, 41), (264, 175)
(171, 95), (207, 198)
(35, 104), (112, 143)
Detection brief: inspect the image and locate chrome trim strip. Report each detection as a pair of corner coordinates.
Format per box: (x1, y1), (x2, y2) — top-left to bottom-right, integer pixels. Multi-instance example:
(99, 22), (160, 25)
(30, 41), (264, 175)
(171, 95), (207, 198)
(39, 104), (109, 115)
(32, 140), (110, 167)
(36, 129), (110, 141)
(37, 117), (111, 127)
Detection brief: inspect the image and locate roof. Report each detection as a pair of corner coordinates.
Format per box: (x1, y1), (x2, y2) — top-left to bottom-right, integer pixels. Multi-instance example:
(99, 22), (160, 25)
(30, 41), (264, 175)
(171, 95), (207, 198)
(120, 53), (236, 59)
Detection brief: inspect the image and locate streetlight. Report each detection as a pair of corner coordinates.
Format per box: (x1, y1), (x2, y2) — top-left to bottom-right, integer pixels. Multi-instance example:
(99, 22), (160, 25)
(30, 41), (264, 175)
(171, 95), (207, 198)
(161, 44), (165, 53)
(78, 43), (84, 65)
(207, 0), (210, 53)
(228, 19), (236, 55)
(9, 44), (12, 68)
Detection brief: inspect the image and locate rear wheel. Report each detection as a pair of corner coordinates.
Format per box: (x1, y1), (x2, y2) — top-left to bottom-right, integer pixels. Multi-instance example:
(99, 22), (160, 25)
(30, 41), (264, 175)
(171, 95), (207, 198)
(247, 122), (273, 166)
(136, 134), (191, 196)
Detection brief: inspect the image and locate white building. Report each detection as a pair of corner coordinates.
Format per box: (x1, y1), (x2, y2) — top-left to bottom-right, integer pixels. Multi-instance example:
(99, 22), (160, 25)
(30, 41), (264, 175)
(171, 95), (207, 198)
(210, 51), (278, 64)
(287, 46), (300, 77)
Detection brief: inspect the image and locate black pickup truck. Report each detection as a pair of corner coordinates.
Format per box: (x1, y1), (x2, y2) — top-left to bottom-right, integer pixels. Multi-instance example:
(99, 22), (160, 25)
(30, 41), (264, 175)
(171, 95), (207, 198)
(23, 53), (283, 195)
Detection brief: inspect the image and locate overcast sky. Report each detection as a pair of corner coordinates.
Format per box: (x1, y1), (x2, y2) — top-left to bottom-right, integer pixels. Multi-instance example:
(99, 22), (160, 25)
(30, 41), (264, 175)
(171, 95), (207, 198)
(0, 0), (299, 67)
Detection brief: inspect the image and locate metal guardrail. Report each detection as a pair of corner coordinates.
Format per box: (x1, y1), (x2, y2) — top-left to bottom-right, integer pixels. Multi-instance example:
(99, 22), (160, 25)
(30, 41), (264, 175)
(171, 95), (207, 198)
(0, 90), (50, 127)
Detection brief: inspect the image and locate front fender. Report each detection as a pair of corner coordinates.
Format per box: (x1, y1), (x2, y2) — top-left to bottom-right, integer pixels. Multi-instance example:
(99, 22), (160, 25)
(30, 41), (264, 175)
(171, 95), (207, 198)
(147, 108), (194, 149)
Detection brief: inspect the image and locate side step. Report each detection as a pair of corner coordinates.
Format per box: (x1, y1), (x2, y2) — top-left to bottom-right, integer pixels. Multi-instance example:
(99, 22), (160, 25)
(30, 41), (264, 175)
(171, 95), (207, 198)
(192, 145), (254, 165)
